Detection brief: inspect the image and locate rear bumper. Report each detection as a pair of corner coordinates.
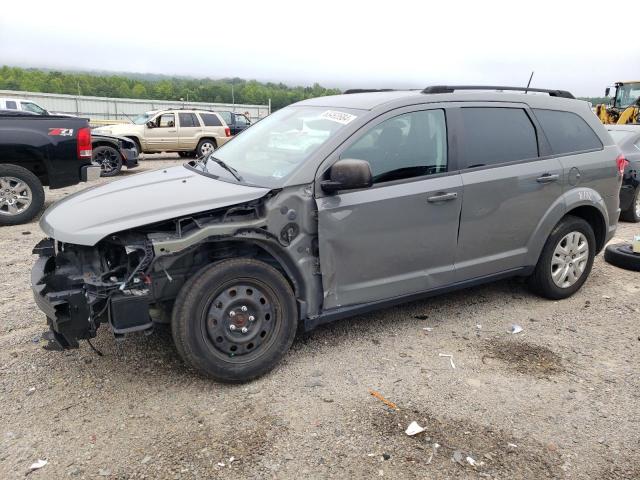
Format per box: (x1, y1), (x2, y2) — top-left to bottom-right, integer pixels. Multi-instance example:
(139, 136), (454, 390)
(81, 165), (101, 182)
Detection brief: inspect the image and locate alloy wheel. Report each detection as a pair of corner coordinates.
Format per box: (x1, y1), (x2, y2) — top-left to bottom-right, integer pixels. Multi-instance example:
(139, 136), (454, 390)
(551, 231), (589, 288)
(0, 176), (33, 216)
(94, 148), (120, 174)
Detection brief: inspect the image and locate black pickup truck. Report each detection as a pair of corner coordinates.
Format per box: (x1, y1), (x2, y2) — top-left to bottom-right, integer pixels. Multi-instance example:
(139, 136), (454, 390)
(0, 110), (100, 225)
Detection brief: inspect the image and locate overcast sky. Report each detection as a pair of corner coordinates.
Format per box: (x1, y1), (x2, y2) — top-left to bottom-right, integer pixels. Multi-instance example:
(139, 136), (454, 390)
(1, 0), (638, 96)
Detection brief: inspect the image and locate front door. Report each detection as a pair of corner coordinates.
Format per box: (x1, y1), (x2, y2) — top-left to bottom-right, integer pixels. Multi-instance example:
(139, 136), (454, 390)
(145, 113), (179, 151)
(316, 107), (462, 309)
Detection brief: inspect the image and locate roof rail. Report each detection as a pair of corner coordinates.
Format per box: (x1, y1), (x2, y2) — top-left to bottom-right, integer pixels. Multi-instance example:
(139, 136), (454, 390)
(344, 89), (395, 94)
(421, 85), (575, 99)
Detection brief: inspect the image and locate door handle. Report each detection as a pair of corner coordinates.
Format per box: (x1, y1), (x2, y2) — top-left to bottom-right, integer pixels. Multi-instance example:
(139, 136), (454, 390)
(427, 192), (458, 203)
(536, 173), (559, 184)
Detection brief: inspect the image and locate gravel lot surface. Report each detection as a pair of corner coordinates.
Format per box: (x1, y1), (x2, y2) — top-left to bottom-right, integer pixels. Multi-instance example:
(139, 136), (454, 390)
(0, 155), (638, 479)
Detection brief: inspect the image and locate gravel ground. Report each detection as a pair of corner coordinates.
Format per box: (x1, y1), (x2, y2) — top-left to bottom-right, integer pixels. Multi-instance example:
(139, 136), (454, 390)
(0, 155), (638, 479)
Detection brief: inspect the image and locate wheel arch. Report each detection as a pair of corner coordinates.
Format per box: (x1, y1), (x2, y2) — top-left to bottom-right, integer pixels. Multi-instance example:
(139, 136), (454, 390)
(156, 237), (308, 320)
(528, 189), (610, 265)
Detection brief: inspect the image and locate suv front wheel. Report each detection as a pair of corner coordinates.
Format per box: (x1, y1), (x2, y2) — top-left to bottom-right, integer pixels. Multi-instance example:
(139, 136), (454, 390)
(171, 258), (298, 383)
(528, 215), (596, 300)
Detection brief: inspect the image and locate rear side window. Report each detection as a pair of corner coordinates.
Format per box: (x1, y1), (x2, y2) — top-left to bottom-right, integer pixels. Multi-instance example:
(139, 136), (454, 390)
(178, 113), (199, 127)
(533, 109), (602, 155)
(459, 108), (538, 168)
(199, 113), (223, 127)
(5, 100), (17, 109)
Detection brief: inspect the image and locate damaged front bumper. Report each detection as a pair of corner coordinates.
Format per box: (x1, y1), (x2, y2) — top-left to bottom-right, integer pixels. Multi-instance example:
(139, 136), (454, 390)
(31, 238), (153, 350)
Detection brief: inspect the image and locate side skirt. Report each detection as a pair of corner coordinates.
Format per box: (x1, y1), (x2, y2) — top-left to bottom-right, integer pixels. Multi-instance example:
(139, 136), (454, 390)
(303, 266), (533, 331)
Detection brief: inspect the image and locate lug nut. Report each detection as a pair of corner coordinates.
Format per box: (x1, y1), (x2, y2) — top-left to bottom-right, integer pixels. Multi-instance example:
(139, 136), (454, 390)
(229, 310), (236, 317)
(241, 305), (248, 312)
(248, 315), (255, 322)
(241, 327), (248, 333)
(229, 324), (237, 331)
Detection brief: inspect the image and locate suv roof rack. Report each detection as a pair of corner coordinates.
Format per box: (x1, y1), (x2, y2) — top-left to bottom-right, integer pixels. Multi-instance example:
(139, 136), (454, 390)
(344, 89), (395, 94)
(421, 85), (575, 99)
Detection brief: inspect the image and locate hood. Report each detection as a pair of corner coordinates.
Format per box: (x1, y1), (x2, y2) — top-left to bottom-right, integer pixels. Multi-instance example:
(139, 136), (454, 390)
(40, 166), (270, 246)
(94, 123), (142, 136)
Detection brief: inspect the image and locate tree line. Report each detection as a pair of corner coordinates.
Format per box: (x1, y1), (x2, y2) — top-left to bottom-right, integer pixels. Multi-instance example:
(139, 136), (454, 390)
(0, 66), (341, 110)
(0, 66), (608, 109)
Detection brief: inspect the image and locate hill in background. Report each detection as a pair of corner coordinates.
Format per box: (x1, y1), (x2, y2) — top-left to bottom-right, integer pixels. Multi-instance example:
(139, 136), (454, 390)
(0, 66), (341, 110)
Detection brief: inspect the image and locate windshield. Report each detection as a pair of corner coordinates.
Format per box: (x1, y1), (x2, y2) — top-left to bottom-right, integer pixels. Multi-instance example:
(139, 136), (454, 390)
(615, 83), (640, 108)
(133, 112), (155, 125)
(206, 106), (360, 186)
(22, 102), (47, 115)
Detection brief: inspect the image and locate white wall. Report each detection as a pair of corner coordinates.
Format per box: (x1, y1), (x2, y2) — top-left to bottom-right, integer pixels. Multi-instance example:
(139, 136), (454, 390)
(0, 90), (270, 122)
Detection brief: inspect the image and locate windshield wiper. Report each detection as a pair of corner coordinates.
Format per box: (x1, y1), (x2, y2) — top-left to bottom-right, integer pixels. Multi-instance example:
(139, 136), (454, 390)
(202, 154), (243, 182)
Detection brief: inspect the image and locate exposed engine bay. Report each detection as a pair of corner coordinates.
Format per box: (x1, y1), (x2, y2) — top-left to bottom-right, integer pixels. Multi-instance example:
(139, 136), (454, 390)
(31, 187), (322, 351)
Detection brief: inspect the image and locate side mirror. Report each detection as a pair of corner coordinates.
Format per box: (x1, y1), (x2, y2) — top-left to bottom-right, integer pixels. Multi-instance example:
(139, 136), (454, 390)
(321, 159), (372, 193)
(146, 121), (155, 128)
(605, 87), (611, 97)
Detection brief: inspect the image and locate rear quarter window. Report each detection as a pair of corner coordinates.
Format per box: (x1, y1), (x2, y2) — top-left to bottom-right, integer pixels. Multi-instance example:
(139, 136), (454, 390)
(199, 113), (223, 127)
(459, 107), (539, 168)
(5, 100), (17, 109)
(533, 109), (602, 155)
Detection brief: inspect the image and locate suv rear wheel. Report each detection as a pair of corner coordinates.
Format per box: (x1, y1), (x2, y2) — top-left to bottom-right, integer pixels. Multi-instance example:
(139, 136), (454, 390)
(196, 139), (216, 158)
(0, 164), (45, 226)
(171, 258), (298, 383)
(528, 215), (595, 299)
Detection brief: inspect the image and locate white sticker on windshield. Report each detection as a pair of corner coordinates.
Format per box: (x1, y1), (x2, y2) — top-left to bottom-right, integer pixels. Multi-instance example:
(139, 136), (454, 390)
(320, 110), (357, 125)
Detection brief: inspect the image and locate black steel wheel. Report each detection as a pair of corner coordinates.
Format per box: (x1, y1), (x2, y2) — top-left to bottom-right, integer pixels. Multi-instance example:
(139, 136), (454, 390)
(92, 145), (122, 177)
(171, 258), (298, 383)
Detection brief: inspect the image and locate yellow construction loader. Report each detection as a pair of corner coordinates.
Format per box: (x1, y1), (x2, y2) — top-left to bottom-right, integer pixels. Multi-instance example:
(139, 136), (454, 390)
(596, 81), (640, 124)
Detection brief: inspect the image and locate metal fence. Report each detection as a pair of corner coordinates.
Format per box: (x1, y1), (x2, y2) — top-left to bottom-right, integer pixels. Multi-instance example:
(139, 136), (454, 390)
(0, 89), (270, 123)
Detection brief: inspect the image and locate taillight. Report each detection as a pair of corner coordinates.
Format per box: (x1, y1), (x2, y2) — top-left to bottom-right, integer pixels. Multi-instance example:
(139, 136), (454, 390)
(76, 127), (93, 160)
(224, 127), (231, 137)
(616, 154), (628, 175)
(77, 127), (92, 159)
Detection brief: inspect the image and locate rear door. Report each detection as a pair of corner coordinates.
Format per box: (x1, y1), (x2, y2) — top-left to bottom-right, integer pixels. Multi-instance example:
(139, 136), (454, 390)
(178, 112), (202, 150)
(453, 105), (564, 280)
(316, 106), (462, 309)
(145, 113), (178, 151)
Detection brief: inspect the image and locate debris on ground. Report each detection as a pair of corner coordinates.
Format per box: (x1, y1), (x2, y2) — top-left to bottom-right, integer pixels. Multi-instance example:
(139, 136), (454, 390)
(423, 327), (433, 332)
(439, 353), (456, 369)
(510, 324), (524, 334)
(368, 389), (399, 410)
(141, 455), (152, 464)
(466, 455), (480, 466)
(28, 459), (47, 471)
(452, 450), (465, 465)
(405, 421), (425, 436)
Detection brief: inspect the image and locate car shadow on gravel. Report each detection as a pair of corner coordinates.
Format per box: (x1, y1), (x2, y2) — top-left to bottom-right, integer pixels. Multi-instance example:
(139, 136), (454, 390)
(297, 278), (533, 344)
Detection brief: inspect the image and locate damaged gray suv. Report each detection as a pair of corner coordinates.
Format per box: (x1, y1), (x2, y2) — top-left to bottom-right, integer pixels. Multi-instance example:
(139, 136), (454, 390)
(32, 86), (623, 382)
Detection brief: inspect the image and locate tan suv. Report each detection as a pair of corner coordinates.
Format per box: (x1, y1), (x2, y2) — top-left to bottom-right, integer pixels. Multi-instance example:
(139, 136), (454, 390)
(93, 109), (231, 157)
